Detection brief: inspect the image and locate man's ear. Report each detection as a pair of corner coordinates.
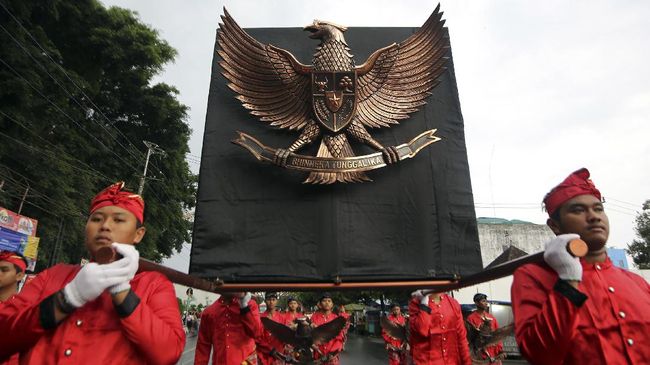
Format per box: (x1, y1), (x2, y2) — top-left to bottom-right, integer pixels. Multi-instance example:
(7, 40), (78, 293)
(16, 271), (25, 282)
(133, 226), (146, 244)
(547, 218), (561, 235)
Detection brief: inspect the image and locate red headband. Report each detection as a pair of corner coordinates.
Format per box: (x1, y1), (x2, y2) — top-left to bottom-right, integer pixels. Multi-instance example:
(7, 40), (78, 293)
(543, 168), (601, 216)
(90, 182), (144, 223)
(0, 251), (27, 272)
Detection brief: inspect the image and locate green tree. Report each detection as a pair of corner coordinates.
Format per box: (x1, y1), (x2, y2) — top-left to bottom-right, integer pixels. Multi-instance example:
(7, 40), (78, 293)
(0, 0), (195, 269)
(627, 200), (650, 269)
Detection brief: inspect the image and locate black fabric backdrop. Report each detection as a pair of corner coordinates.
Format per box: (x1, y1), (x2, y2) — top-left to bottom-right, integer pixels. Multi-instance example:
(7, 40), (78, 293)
(190, 27), (482, 283)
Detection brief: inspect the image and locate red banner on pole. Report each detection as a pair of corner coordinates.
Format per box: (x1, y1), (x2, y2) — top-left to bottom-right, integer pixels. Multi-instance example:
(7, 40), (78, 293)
(0, 206), (38, 237)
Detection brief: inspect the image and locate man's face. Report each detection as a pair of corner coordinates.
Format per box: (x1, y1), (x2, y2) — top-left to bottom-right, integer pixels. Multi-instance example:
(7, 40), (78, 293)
(391, 306), (401, 316)
(320, 298), (333, 311)
(265, 297), (277, 310)
(0, 261), (23, 289)
(475, 298), (489, 311)
(288, 300), (299, 311)
(548, 194), (609, 251)
(85, 205), (146, 258)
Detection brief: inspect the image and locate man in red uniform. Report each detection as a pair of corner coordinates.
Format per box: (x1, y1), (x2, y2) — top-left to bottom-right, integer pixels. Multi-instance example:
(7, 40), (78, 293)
(283, 296), (302, 326)
(0, 181), (185, 364)
(310, 293), (345, 365)
(409, 290), (471, 365)
(511, 168), (650, 364)
(195, 291), (262, 365)
(256, 292), (285, 365)
(465, 293), (505, 364)
(382, 303), (408, 365)
(0, 252), (27, 365)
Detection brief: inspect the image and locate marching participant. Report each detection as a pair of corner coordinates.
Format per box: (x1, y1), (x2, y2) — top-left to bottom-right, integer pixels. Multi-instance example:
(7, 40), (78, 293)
(310, 293), (345, 365)
(512, 168), (650, 364)
(0, 182), (185, 364)
(409, 290), (471, 365)
(382, 303), (408, 365)
(194, 291), (261, 365)
(465, 293), (505, 364)
(256, 292), (285, 365)
(0, 252), (27, 365)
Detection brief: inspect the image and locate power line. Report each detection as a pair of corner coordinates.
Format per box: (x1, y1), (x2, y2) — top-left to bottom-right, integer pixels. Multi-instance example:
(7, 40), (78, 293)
(0, 56), (141, 175)
(0, 2), (147, 167)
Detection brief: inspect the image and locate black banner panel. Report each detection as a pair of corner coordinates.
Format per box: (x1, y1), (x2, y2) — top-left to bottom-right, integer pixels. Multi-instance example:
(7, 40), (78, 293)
(190, 27), (482, 283)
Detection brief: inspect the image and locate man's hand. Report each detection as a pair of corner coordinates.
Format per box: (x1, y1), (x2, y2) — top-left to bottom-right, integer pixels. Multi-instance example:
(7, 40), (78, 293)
(108, 243), (140, 295)
(239, 292), (252, 309)
(411, 290), (429, 305)
(544, 233), (582, 281)
(63, 259), (134, 308)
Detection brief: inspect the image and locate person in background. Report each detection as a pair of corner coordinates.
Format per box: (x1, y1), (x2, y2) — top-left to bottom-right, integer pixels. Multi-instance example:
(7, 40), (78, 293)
(409, 290), (471, 365)
(256, 292), (285, 365)
(0, 181), (185, 364)
(0, 251), (28, 365)
(310, 293), (345, 365)
(511, 168), (650, 364)
(465, 293), (505, 364)
(382, 303), (408, 365)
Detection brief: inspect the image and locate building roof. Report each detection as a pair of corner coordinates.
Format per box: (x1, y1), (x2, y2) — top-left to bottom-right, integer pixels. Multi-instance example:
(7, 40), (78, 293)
(477, 217), (534, 225)
(485, 245), (529, 268)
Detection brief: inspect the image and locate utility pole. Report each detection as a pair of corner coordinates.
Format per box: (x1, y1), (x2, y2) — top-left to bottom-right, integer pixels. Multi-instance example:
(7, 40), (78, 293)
(138, 141), (166, 195)
(17, 183), (29, 214)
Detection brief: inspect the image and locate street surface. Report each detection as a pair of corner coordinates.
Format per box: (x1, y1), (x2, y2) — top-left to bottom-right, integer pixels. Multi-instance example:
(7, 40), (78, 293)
(177, 332), (529, 364)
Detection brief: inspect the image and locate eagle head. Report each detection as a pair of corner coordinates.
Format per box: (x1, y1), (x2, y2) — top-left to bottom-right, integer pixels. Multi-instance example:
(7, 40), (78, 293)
(304, 20), (348, 44)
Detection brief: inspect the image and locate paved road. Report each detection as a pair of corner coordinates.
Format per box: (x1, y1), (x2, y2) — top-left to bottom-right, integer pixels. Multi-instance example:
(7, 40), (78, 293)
(177, 332), (529, 364)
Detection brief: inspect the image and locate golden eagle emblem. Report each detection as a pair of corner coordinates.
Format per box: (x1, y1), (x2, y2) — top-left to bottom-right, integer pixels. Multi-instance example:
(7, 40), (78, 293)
(221, 5), (449, 184)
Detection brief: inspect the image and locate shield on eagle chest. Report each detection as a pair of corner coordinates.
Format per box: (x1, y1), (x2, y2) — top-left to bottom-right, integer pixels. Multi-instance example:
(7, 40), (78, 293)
(311, 71), (357, 133)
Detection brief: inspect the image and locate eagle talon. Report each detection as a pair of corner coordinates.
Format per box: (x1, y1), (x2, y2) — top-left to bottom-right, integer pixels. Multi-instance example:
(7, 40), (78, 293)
(382, 146), (399, 165)
(274, 149), (291, 167)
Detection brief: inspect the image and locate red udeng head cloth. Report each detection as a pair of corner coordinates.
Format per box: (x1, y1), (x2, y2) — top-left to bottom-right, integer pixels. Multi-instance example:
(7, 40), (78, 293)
(543, 168), (602, 216)
(90, 182), (144, 223)
(0, 251), (27, 272)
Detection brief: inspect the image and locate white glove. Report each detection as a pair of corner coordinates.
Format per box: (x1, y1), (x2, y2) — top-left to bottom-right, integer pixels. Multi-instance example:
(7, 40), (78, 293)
(544, 233), (582, 281)
(63, 259), (133, 308)
(239, 292), (252, 309)
(108, 243), (140, 294)
(411, 290), (429, 305)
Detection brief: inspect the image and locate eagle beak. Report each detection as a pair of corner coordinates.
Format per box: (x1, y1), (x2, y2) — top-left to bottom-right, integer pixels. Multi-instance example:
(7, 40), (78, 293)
(303, 23), (319, 38)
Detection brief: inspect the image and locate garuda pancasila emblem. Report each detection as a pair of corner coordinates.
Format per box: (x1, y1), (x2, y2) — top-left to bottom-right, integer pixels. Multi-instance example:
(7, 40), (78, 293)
(221, 5), (449, 184)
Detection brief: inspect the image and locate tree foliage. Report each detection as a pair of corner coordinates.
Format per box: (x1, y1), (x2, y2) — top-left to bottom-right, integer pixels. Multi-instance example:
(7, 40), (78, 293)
(627, 200), (650, 269)
(0, 0), (195, 269)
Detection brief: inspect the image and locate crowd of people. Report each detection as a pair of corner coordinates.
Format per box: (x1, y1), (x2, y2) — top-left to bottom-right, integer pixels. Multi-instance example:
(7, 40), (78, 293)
(1, 167), (649, 364)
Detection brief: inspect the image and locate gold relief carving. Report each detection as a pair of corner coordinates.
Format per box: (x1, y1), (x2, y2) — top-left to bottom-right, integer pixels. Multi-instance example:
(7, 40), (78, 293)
(219, 5), (449, 183)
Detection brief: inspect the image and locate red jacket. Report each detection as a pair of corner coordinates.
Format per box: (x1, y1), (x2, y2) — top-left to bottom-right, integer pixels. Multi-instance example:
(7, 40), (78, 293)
(0, 295), (19, 365)
(195, 296), (262, 365)
(466, 311), (504, 362)
(283, 311), (303, 326)
(408, 294), (471, 365)
(512, 257), (650, 365)
(256, 310), (285, 365)
(0, 264), (185, 364)
(310, 311), (345, 364)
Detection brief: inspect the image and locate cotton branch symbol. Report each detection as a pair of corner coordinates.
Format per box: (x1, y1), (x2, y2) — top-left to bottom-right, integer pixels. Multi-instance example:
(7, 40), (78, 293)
(339, 76), (353, 92)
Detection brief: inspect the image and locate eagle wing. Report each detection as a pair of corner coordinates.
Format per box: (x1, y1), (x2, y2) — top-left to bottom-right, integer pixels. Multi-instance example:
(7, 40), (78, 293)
(380, 316), (407, 341)
(261, 317), (301, 347)
(311, 316), (347, 345)
(354, 4), (449, 129)
(218, 8), (312, 131)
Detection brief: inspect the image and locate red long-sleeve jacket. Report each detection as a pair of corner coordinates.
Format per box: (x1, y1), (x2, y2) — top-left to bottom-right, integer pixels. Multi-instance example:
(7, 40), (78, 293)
(466, 311), (504, 362)
(512, 257), (650, 365)
(310, 311), (345, 365)
(256, 310), (285, 365)
(0, 264), (185, 364)
(194, 296), (262, 365)
(408, 294), (471, 365)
